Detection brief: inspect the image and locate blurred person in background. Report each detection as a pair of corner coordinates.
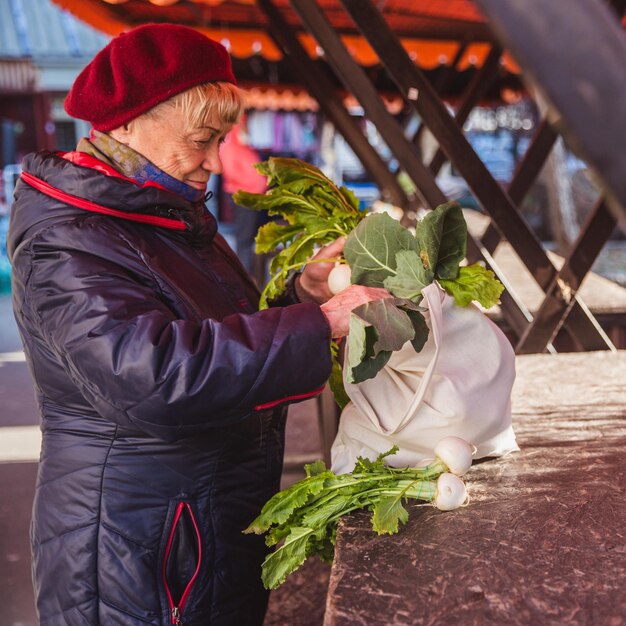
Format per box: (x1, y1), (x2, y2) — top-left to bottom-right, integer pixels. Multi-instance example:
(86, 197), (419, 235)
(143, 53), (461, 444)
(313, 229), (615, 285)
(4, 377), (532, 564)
(220, 117), (267, 278)
(7, 23), (387, 626)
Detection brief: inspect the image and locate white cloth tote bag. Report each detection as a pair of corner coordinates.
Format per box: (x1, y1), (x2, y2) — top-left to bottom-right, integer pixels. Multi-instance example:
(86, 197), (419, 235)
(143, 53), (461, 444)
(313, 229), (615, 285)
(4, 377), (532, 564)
(331, 282), (519, 473)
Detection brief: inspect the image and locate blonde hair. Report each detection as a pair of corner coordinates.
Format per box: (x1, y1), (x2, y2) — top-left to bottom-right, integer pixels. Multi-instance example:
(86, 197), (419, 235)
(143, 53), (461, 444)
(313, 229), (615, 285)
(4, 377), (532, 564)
(145, 81), (244, 129)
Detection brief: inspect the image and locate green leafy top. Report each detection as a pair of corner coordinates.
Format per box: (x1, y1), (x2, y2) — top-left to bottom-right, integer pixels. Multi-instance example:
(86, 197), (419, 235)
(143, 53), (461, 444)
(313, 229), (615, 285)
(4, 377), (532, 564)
(233, 157), (365, 308)
(343, 202), (503, 383)
(244, 446), (449, 589)
(236, 160), (504, 386)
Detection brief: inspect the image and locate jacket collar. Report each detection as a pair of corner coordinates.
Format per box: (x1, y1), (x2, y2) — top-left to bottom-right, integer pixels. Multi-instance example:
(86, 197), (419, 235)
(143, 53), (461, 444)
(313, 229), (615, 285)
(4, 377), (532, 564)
(19, 151), (217, 242)
(79, 131), (206, 204)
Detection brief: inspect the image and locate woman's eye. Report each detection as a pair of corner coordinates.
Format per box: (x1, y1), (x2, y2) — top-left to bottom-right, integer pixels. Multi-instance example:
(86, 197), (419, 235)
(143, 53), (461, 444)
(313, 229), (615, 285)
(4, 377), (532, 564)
(193, 133), (226, 148)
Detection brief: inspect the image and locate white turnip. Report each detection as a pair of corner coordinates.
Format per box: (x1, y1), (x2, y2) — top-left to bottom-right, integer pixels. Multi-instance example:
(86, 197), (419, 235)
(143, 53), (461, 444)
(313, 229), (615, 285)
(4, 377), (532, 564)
(327, 263), (352, 294)
(434, 473), (468, 511)
(434, 436), (475, 476)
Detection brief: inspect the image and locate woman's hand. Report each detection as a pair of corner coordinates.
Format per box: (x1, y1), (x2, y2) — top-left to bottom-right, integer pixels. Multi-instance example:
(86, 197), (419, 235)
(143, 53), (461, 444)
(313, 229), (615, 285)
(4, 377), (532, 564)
(320, 285), (390, 338)
(296, 238), (345, 304)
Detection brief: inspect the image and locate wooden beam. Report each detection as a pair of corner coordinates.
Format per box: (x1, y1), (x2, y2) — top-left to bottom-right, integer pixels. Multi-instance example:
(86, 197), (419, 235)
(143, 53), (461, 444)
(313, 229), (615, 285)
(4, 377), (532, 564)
(411, 41), (469, 148)
(428, 44), (502, 175)
(289, 0), (441, 210)
(341, 0), (611, 352)
(476, 118), (559, 258)
(473, 0), (626, 229)
(256, 0), (408, 207)
(291, 0), (532, 337)
(506, 121), (558, 211)
(516, 198), (618, 353)
(433, 41), (470, 94)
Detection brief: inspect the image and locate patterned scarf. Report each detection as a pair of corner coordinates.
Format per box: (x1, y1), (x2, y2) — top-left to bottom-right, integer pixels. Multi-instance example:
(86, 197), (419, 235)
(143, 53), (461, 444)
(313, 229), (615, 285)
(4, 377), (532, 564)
(77, 130), (205, 203)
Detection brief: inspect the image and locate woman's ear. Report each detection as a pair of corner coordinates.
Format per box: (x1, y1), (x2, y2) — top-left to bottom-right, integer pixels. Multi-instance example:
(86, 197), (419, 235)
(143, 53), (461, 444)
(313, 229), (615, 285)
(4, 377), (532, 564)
(109, 123), (133, 145)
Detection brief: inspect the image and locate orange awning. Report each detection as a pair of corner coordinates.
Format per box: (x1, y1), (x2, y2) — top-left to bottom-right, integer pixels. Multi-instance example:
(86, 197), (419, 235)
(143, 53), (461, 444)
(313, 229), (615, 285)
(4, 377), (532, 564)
(242, 83), (406, 113)
(52, 0), (521, 72)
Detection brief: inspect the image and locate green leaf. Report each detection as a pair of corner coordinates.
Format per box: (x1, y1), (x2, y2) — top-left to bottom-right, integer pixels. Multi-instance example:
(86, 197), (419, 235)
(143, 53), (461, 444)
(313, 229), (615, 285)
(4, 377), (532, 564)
(257, 158), (362, 220)
(371, 496), (409, 535)
(346, 298), (428, 383)
(344, 213), (418, 288)
(265, 525), (291, 547)
(383, 249), (434, 301)
(254, 221), (301, 254)
(259, 237), (317, 308)
(438, 263), (505, 308)
(263, 157), (331, 188)
(346, 312), (368, 369)
(346, 313), (393, 384)
(234, 189), (318, 217)
(300, 492), (354, 530)
(348, 348), (392, 384)
(340, 185), (360, 211)
(237, 157), (366, 306)
(248, 443), (448, 588)
(401, 305), (430, 353)
(310, 186), (345, 216)
(353, 446), (399, 473)
(311, 531), (336, 564)
(261, 526), (316, 589)
(304, 460), (327, 478)
(296, 214), (339, 238)
(329, 351), (350, 410)
(415, 202), (467, 279)
(244, 471), (332, 533)
(352, 299), (416, 354)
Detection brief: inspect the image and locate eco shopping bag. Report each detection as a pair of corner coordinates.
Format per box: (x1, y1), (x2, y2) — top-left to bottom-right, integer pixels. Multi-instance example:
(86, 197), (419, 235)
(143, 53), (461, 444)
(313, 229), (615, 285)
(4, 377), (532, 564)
(331, 281), (519, 473)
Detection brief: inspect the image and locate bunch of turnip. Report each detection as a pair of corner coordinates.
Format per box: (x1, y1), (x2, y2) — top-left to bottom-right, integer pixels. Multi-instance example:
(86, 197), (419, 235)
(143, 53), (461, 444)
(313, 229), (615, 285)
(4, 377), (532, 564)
(248, 435), (475, 588)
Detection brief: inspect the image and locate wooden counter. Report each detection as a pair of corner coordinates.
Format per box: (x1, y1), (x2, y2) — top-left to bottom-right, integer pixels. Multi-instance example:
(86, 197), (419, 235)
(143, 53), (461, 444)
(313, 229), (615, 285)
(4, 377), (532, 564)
(324, 351), (626, 626)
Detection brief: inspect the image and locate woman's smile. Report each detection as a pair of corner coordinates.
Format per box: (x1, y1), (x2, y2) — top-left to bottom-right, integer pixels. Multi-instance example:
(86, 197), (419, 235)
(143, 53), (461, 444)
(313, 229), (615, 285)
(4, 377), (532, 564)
(185, 178), (209, 190)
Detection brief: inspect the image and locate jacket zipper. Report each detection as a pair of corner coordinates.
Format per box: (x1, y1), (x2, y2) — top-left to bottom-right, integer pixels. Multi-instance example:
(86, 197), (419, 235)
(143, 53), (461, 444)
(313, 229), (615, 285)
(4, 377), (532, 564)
(162, 502), (203, 625)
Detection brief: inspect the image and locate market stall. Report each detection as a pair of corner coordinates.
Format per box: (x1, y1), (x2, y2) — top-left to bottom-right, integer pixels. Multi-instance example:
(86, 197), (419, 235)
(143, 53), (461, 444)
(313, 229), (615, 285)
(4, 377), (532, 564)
(52, 0), (626, 352)
(45, 2), (626, 624)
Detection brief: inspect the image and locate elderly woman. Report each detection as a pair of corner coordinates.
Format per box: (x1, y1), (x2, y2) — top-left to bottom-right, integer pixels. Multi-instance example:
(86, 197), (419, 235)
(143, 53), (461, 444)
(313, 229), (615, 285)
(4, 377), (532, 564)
(8, 24), (386, 626)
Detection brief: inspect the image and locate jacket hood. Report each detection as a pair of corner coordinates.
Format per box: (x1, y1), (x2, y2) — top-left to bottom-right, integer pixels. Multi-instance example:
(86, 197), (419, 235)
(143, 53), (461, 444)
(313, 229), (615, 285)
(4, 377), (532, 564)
(7, 150), (217, 260)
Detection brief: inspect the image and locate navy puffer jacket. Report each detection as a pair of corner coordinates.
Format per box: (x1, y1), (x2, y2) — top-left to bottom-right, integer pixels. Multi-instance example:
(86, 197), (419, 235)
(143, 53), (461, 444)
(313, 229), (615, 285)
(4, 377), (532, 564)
(7, 151), (332, 626)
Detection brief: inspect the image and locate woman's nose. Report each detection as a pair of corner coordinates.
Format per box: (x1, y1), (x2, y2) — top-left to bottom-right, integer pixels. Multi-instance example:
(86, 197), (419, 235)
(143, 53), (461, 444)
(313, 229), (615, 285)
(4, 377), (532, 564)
(203, 145), (223, 175)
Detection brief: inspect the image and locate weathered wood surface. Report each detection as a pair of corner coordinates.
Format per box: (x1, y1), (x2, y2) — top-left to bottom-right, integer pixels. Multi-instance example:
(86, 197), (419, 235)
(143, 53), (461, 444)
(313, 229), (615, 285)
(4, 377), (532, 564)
(324, 351), (626, 626)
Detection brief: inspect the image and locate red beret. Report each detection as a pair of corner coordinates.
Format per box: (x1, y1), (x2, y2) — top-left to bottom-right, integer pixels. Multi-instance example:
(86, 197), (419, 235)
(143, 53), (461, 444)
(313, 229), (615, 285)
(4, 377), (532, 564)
(65, 23), (237, 131)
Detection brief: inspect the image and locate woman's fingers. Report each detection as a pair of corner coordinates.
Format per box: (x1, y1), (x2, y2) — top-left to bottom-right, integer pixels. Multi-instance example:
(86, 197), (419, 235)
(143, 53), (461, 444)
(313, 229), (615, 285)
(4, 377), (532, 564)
(313, 237), (345, 262)
(298, 237), (346, 303)
(319, 285), (391, 338)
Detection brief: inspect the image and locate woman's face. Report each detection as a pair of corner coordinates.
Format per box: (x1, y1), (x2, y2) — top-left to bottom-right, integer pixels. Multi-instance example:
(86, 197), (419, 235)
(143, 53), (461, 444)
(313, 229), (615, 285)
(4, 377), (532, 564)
(113, 106), (232, 191)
